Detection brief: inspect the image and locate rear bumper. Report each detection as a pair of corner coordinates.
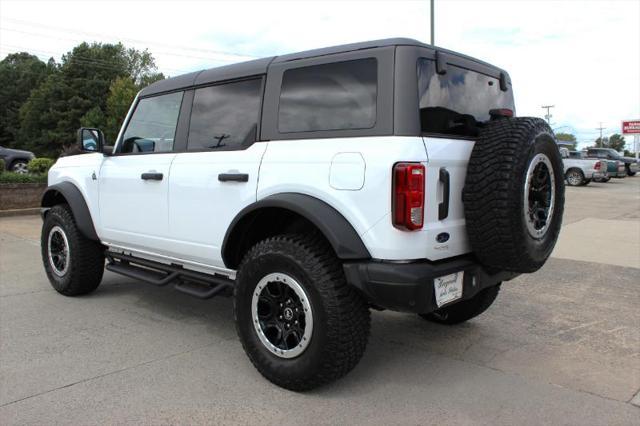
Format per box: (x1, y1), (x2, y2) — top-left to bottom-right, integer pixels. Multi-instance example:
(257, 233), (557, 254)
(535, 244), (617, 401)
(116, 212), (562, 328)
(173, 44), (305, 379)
(589, 171), (607, 179)
(343, 256), (519, 314)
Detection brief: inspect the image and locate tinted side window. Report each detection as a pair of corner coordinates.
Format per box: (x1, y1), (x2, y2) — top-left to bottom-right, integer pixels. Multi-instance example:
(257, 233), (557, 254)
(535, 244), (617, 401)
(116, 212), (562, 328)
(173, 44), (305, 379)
(417, 58), (515, 137)
(120, 91), (184, 153)
(278, 58), (377, 133)
(188, 79), (262, 151)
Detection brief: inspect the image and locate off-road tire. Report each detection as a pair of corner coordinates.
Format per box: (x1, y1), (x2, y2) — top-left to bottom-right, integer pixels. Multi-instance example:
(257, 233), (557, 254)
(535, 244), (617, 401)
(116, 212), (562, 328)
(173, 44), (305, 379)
(565, 169), (585, 186)
(234, 234), (370, 391)
(420, 284), (501, 325)
(463, 117), (565, 273)
(41, 204), (104, 296)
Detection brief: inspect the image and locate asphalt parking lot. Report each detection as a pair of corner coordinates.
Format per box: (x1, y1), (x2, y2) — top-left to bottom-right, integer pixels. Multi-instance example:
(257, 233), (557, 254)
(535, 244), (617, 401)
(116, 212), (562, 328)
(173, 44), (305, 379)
(1, 178), (639, 425)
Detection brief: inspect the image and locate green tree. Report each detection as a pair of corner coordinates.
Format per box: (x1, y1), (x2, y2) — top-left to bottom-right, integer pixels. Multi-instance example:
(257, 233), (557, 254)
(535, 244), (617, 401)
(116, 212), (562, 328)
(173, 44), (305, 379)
(18, 42), (163, 157)
(555, 132), (577, 151)
(104, 77), (137, 143)
(607, 134), (626, 152)
(0, 52), (55, 148)
(80, 106), (106, 129)
(594, 136), (609, 148)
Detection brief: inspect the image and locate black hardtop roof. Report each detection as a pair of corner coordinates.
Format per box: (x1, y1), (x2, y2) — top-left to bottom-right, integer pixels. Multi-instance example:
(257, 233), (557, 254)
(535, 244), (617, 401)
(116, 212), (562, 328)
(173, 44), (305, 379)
(139, 38), (508, 97)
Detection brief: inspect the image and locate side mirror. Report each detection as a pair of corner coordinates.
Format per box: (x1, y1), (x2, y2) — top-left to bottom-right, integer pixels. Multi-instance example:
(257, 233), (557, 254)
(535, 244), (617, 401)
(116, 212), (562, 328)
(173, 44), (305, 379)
(77, 128), (105, 153)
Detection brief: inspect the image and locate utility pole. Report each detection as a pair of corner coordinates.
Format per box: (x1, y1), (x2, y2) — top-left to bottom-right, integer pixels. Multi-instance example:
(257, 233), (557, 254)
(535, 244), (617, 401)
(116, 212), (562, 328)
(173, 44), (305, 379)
(596, 122), (606, 147)
(430, 0), (435, 45)
(541, 105), (554, 125)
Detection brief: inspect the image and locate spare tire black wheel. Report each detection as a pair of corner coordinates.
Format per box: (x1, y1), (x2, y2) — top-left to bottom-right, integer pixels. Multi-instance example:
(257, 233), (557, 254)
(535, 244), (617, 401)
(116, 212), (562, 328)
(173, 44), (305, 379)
(463, 117), (565, 273)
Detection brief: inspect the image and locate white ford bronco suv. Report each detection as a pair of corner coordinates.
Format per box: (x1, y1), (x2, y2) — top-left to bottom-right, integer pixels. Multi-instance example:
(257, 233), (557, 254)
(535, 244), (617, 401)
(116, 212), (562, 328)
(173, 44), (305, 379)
(40, 38), (565, 390)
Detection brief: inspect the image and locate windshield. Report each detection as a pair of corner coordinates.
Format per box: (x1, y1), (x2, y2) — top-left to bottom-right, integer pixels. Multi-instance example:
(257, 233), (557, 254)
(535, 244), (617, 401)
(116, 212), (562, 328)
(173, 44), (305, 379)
(417, 58), (515, 137)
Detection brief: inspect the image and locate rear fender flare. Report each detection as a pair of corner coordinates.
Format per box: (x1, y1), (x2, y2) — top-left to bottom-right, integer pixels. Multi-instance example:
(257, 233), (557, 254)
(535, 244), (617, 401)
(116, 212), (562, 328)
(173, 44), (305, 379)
(222, 193), (370, 267)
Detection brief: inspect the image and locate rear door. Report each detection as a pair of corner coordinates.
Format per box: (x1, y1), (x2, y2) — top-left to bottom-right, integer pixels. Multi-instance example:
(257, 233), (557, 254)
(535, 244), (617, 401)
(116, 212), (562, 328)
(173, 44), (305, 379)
(167, 78), (265, 267)
(99, 91), (185, 254)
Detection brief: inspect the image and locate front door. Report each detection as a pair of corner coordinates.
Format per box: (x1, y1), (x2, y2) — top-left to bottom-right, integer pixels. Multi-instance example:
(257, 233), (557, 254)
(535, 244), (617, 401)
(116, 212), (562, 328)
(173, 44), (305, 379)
(99, 91), (184, 255)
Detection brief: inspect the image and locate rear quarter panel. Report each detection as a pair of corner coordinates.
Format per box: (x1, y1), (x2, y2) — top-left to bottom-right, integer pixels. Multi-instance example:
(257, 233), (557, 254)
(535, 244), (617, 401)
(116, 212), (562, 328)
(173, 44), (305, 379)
(258, 136), (473, 261)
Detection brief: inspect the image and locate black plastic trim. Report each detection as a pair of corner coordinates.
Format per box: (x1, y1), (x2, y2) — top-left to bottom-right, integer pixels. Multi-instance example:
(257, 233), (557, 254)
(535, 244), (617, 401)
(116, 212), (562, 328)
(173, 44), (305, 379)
(218, 173), (249, 182)
(435, 50), (448, 75)
(222, 193), (371, 267)
(41, 182), (99, 241)
(438, 168), (450, 220)
(343, 256), (518, 313)
(141, 172), (163, 181)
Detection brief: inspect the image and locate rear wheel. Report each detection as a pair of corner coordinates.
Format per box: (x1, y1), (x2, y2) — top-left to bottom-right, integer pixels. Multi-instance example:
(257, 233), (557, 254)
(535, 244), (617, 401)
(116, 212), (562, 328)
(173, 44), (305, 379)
(420, 284), (501, 325)
(565, 169), (585, 186)
(234, 234), (370, 391)
(41, 204), (105, 296)
(626, 165), (636, 176)
(581, 178), (591, 186)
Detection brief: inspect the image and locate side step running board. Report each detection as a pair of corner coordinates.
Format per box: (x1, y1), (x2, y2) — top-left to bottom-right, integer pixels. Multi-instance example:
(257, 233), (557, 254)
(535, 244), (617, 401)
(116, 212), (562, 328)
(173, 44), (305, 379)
(106, 251), (234, 299)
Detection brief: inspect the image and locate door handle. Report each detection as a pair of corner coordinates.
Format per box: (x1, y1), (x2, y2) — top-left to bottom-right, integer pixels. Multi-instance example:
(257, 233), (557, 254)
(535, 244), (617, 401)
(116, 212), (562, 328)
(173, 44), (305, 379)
(141, 172), (163, 181)
(438, 168), (450, 220)
(218, 173), (249, 182)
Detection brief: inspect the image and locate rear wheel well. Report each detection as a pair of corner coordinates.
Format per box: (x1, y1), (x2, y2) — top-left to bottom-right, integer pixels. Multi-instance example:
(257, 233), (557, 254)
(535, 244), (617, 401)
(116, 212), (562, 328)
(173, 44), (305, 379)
(224, 208), (333, 269)
(565, 167), (583, 177)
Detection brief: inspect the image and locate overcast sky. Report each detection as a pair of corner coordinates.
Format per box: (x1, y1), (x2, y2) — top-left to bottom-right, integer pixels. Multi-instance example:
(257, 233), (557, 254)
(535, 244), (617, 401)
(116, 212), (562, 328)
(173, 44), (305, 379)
(1, 0), (638, 149)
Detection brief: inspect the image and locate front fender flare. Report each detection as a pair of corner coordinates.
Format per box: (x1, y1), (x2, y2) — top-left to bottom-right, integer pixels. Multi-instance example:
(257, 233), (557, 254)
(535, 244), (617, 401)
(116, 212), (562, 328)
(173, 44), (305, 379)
(222, 193), (371, 266)
(41, 182), (99, 241)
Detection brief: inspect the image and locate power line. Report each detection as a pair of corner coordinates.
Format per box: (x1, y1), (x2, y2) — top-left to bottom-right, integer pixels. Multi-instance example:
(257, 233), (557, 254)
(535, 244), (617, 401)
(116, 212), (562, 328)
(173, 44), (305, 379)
(0, 43), (192, 75)
(0, 18), (255, 60)
(0, 26), (247, 74)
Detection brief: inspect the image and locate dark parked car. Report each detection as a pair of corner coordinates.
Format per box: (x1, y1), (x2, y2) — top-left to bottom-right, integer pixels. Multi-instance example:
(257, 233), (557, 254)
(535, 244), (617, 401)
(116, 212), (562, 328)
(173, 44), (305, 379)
(0, 146), (35, 174)
(586, 148), (638, 176)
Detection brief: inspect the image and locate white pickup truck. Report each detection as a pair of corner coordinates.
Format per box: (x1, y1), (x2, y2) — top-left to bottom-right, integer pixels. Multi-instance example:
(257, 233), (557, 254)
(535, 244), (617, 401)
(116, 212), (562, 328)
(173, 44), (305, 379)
(559, 147), (607, 186)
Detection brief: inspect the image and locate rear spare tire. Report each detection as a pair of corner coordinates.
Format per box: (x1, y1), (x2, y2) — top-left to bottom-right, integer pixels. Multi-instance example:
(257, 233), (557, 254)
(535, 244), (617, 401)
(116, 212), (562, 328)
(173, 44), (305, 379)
(463, 117), (564, 273)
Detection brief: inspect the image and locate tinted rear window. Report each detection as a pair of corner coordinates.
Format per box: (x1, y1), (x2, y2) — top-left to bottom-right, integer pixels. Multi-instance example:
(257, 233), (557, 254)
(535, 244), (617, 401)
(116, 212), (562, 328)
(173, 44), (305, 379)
(188, 79), (262, 151)
(417, 58), (515, 137)
(278, 58), (377, 133)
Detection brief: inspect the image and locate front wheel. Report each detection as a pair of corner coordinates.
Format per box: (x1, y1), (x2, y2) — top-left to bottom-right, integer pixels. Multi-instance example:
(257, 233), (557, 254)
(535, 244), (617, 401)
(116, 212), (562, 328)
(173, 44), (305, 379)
(41, 204), (105, 296)
(234, 234), (370, 391)
(420, 284), (501, 325)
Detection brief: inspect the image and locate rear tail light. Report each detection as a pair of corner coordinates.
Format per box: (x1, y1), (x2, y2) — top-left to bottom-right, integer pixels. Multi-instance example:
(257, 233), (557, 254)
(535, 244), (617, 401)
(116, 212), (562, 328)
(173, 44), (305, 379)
(489, 108), (514, 119)
(595, 161), (602, 170)
(393, 163), (425, 230)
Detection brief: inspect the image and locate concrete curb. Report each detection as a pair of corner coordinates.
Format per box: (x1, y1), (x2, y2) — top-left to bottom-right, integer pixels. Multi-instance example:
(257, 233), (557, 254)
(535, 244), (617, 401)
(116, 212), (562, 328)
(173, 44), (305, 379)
(0, 207), (41, 218)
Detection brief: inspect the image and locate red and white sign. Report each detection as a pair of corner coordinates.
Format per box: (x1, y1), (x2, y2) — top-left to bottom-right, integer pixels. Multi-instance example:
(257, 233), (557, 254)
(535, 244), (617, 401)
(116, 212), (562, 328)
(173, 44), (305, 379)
(622, 119), (640, 135)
